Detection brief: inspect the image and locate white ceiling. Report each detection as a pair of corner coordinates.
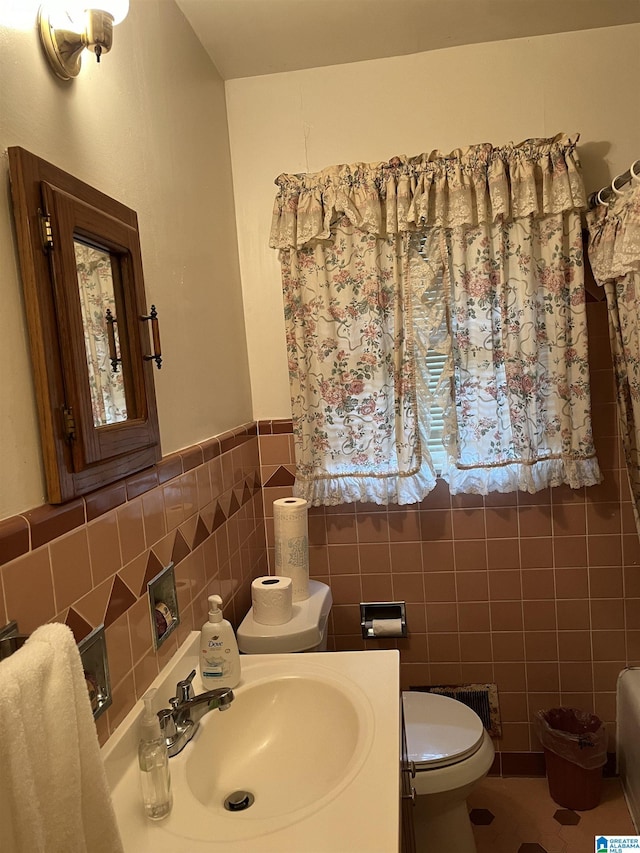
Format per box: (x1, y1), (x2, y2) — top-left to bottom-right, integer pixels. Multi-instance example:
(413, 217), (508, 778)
(175, 0), (640, 80)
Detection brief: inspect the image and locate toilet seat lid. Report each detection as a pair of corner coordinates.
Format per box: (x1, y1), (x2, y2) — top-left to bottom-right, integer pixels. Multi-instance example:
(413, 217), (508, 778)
(402, 691), (485, 770)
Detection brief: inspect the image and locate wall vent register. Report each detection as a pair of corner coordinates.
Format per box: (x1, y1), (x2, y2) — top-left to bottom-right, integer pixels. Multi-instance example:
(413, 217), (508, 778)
(410, 683), (502, 738)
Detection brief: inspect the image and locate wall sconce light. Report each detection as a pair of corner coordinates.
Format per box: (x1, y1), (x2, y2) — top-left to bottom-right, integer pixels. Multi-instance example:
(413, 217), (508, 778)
(38, 1), (129, 80)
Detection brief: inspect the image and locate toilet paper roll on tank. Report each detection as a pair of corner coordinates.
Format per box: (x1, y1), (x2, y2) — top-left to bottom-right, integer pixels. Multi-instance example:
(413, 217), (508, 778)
(273, 497), (309, 602)
(251, 576), (293, 625)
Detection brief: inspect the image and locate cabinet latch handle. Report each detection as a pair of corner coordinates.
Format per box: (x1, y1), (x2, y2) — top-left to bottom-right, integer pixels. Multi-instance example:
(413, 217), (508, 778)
(141, 304), (162, 369)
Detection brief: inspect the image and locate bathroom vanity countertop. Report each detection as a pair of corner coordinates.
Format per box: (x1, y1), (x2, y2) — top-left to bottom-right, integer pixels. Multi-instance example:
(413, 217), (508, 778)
(102, 632), (400, 853)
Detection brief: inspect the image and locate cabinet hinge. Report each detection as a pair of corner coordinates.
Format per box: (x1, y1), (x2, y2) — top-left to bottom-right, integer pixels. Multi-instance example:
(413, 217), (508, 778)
(39, 210), (54, 251)
(63, 407), (76, 442)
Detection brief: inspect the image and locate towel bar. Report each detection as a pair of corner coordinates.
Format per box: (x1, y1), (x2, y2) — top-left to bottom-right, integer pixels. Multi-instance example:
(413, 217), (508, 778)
(0, 620), (28, 660)
(0, 620), (112, 720)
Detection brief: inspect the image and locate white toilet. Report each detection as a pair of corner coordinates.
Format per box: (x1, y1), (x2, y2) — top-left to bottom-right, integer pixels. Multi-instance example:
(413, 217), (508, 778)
(403, 690), (495, 852)
(237, 579), (332, 653)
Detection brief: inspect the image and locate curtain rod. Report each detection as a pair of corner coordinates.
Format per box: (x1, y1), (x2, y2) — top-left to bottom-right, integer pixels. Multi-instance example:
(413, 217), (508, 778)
(588, 158), (640, 208)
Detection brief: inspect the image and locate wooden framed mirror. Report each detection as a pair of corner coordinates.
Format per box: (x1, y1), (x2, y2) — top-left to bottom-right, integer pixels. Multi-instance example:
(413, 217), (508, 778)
(9, 147), (161, 503)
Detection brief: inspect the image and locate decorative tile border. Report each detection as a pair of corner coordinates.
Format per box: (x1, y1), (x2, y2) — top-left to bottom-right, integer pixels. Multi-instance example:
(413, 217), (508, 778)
(0, 516), (29, 565)
(58, 468), (262, 642)
(0, 420), (268, 744)
(0, 422), (257, 565)
(263, 466), (296, 487)
(257, 419), (293, 435)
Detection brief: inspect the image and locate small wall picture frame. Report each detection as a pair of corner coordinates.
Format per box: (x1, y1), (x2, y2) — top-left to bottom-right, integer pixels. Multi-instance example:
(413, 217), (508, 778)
(78, 624), (111, 720)
(147, 561), (179, 650)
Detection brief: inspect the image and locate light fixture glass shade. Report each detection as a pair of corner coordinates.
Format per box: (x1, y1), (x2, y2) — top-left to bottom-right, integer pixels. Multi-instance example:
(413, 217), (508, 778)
(38, 0), (128, 79)
(46, 2), (80, 28)
(93, 0), (129, 25)
(64, 0), (129, 25)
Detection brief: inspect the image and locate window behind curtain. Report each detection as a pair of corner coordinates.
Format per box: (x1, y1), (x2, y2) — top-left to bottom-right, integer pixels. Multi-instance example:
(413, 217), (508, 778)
(415, 233), (448, 475)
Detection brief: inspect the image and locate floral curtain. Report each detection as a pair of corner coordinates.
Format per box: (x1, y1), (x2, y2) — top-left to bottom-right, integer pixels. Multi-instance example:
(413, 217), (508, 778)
(437, 213), (599, 494)
(271, 133), (602, 505)
(587, 180), (640, 530)
(277, 220), (433, 505)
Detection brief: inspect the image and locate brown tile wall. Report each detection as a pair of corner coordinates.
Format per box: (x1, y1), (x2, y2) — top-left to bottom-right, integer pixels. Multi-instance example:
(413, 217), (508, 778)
(0, 422), (267, 745)
(258, 301), (639, 774)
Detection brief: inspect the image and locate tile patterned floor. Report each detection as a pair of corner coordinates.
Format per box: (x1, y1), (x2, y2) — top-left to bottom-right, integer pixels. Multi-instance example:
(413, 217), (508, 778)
(468, 777), (637, 852)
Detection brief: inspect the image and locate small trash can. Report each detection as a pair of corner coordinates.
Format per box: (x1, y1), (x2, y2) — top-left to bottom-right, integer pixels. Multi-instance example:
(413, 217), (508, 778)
(534, 707), (607, 811)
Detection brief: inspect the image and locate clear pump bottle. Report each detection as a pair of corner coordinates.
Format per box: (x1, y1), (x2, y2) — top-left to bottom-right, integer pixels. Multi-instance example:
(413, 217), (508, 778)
(138, 688), (172, 820)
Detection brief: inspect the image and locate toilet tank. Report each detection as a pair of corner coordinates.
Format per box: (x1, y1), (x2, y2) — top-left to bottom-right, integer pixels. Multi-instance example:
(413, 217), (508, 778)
(237, 580), (332, 654)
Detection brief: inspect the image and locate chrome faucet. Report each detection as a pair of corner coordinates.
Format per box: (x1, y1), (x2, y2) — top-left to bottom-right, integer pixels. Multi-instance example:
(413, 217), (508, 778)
(157, 669), (234, 757)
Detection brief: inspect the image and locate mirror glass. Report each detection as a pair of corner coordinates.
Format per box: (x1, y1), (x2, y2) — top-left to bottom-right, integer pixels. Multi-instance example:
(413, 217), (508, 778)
(74, 239), (128, 427)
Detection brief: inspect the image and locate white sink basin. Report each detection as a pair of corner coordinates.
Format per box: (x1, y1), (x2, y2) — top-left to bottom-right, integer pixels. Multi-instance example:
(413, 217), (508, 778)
(186, 668), (371, 823)
(102, 633), (399, 853)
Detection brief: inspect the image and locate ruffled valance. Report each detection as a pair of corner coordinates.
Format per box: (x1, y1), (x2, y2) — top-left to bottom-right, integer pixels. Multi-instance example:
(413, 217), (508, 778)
(270, 132), (586, 249)
(586, 182), (640, 284)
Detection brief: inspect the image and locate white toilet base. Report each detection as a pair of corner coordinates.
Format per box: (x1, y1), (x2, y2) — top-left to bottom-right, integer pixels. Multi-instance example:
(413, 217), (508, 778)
(412, 788), (476, 852)
(408, 732), (495, 852)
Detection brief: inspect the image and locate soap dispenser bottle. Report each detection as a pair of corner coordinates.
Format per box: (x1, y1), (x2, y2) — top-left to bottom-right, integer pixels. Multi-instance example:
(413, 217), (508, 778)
(138, 688), (172, 820)
(199, 594), (241, 689)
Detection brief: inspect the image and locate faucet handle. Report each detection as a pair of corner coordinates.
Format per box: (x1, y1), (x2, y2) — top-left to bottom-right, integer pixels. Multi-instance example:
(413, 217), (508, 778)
(175, 669), (197, 703)
(158, 708), (176, 739)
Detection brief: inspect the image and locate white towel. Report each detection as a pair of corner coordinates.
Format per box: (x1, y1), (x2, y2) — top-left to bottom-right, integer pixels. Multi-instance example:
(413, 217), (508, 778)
(0, 623), (124, 853)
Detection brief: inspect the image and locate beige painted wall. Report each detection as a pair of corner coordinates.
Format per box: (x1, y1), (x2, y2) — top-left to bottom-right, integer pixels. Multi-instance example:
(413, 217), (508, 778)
(226, 23), (640, 420)
(0, 0), (253, 519)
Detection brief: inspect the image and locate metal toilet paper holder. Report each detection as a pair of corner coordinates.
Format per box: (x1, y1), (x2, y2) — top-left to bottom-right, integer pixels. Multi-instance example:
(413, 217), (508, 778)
(360, 601), (407, 639)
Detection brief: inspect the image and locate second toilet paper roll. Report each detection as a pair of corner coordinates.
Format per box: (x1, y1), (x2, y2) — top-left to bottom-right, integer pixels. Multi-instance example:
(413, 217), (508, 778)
(370, 618), (404, 637)
(274, 497), (309, 601)
(251, 576), (293, 625)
